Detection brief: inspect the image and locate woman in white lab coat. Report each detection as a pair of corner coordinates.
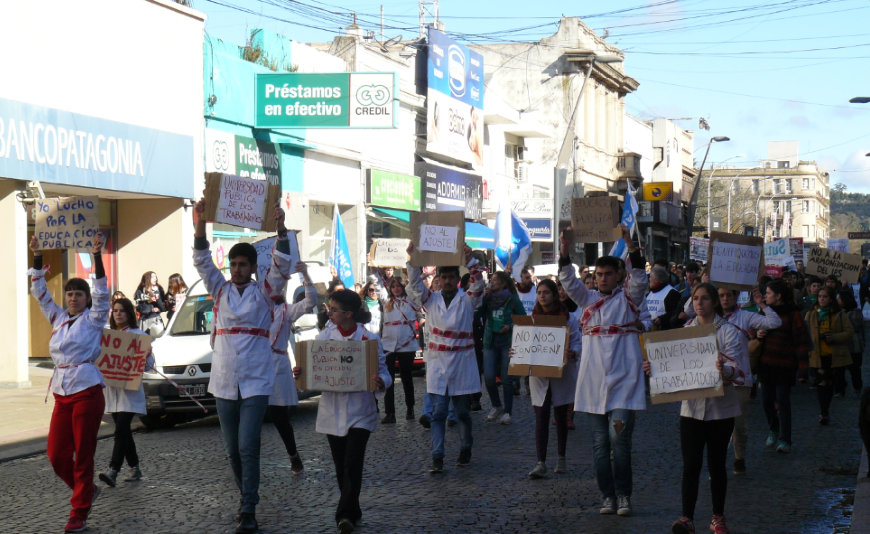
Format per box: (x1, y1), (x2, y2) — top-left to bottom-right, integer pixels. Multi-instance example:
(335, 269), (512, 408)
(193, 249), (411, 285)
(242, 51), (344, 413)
(29, 233), (109, 534)
(97, 298), (155, 488)
(294, 289), (390, 534)
(267, 261), (317, 475)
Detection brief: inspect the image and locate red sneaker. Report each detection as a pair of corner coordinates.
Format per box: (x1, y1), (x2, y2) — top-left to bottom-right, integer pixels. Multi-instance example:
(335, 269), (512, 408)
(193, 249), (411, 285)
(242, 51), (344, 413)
(710, 514), (730, 534)
(64, 517), (87, 533)
(671, 516), (695, 534)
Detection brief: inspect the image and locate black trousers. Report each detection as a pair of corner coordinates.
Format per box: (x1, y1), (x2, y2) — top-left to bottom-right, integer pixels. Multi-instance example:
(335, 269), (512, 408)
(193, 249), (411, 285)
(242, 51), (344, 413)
(269, 405), (298, 456)
(680, 416), (734, 521)
(384, 351), (415, 414)
(327, 428), (371, 524)
(109, 412), (139, 471)
(835, 352), (864, 394)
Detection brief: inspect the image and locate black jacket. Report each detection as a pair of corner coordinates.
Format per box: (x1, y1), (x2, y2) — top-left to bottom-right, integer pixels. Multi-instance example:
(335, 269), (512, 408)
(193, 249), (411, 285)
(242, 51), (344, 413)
(135, 286), (166, 322)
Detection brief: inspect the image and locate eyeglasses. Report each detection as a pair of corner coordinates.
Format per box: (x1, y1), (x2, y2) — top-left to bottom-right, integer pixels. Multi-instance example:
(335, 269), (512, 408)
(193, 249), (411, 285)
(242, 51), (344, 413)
(367, 288), (377, 293)
(327, 307), (351, 314)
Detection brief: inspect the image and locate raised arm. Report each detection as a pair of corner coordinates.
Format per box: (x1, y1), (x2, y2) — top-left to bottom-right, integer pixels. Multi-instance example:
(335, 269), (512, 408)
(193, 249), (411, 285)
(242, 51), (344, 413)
(260, 205), (293, 300)
(557, 229), (598, 308)
(86, 234), (110, 327)
(192, 197), (229, 298)
(28, 236), (63, 324)
(404, 241), (432, 308)
(368, 270), (389, 305)
(462, 244), (485, 310)
(745, 289), (781, 331)
(284, 262), (318, 324)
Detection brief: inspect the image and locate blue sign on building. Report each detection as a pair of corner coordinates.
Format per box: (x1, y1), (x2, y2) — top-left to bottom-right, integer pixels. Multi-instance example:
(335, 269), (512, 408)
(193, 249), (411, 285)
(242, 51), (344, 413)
(0, 98), (194, 198)
(522, 218), (553, 241)
(415, 161), (482, 221)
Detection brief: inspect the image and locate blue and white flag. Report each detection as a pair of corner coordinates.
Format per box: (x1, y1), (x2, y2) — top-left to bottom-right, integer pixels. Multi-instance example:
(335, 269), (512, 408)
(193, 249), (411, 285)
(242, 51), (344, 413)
(608, 181), (640, 260)
(494, 204), (533, 279)
(330, 206), (355, 288)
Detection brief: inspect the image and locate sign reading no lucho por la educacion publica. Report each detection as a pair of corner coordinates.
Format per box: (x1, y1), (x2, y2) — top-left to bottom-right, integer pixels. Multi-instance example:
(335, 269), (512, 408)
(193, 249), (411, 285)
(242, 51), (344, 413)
(255, 73), (399, 129)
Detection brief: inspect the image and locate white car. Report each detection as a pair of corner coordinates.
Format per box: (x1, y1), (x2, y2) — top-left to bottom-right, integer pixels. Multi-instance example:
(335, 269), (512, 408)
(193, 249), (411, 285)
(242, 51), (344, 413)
(140, 263), (327, 429)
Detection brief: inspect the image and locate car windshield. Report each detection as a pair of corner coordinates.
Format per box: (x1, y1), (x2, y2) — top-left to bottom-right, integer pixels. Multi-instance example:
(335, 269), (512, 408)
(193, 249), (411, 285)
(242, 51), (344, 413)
(169, 294), (214, 336)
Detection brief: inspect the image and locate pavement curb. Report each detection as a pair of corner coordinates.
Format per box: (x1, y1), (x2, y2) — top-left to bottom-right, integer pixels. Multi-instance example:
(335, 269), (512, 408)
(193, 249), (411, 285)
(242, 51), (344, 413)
(0, 421), (144, 464)
(853, 446), (870, 533)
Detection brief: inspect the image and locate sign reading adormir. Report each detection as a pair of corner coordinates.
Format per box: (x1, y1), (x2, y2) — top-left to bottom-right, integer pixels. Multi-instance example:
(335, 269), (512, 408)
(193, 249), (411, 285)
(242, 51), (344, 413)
(255, 73), (399, 129)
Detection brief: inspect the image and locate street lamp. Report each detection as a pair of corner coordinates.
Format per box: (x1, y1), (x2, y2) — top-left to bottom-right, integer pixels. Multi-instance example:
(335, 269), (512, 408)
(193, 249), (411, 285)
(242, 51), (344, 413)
(706, 154), (744, 235)
(687, 136), (729, 260)
(850, 97), (870, 104)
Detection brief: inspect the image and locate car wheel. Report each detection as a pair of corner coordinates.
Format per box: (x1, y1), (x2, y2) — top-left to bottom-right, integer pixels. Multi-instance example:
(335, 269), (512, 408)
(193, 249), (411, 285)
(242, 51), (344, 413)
(139, 413), (177, 430)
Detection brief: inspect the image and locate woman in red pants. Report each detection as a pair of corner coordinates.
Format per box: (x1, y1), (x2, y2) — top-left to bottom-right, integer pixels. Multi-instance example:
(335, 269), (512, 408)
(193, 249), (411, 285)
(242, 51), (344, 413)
(29, 233), (109, 533)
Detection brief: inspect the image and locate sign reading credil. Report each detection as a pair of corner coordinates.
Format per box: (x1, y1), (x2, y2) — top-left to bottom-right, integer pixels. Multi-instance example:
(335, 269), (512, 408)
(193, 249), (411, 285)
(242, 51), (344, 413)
(255, 72), (399, 129)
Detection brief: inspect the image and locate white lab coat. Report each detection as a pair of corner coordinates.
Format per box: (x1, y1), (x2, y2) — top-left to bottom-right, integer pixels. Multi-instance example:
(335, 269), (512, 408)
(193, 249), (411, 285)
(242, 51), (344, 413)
(193, 245), (291, 400)
(684, 301), (782, 387)
(104, 326), (156, 414)
(530, 313), (583, 407)
(268, 283), (317, 406)
(369, 274), (422, 354)
(30, 267), (109, 396)
(560, 261), (649, 414)
(680, 315), (745, 421)
(407, 261), (485, 396)
(314, 323), (391, 436)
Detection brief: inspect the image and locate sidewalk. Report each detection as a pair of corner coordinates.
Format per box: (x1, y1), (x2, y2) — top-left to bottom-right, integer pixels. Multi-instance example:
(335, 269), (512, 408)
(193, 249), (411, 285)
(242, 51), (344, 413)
(0, 364), (121, 462)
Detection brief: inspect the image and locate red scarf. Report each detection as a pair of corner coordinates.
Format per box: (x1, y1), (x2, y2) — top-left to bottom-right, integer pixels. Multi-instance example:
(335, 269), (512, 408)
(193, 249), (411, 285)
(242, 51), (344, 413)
(531, 301), (570, 318)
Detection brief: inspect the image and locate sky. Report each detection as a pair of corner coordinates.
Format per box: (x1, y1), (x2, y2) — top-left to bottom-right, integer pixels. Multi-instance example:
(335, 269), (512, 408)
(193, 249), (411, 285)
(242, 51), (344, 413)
(196, 0), (870, 192)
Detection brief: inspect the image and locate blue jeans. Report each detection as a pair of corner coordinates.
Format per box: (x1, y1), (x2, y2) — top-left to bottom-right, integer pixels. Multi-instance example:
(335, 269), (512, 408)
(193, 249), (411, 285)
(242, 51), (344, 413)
(430, 392), (473, 460)
(216, 393), (270, 513)
(587, 409), (636, 499)
(484, 344), (513, 413)
(423, 391), (456, 422)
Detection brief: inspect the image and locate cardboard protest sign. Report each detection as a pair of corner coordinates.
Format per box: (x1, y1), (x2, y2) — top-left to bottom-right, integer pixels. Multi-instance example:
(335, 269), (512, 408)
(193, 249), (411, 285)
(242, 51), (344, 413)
(789, 237), (804, 263)
(706, 232), (764, 291)
(252, 233), (301, 283)
(641, 324), (724, 405)
(97, 329), (152, 391)
(508, 315), (569, 378)
(805, 247), (862, 285)
(370, 238), (410, 267)
(295, 339), (379, 393)
(410, 211), (464, 267)
(570, 197), (621, 243)
(35, 196), (100, 250)
(690, 237), (709, 262)
(202, 172), (281, 231)
(764, 238), (796, 277)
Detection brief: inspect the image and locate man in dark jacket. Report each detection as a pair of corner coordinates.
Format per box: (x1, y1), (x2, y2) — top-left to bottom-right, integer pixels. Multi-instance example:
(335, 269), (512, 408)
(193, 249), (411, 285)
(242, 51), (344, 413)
(646, 266), (681, 331)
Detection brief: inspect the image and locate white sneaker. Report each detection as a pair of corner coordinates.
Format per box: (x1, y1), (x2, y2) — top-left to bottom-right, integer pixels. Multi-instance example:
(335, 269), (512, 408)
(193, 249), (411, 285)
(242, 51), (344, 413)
(617, 495), (632, 516)
(528, 461), (547, 479)
(499, 413), (512, 425)
(486, 407), (504, 422)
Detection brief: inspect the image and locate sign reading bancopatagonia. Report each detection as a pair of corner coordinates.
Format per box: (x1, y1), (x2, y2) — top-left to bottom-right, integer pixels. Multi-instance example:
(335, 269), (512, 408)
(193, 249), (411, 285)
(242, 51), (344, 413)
(255, 73), (398, 129)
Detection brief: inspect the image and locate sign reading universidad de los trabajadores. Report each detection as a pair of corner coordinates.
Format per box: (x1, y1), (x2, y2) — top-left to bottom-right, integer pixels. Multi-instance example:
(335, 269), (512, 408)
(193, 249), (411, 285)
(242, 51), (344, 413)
(255, 72), (399, 129)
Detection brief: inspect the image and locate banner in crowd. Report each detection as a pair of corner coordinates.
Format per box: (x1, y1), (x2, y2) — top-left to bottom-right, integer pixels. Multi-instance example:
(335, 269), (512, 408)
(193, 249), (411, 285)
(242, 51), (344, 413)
(508, 316), (569, 378)
(295, 339), (379, 392)
(764, 237), (796, 277)
(330, 207), (355, 288)
(689, 237), (709, 262)
(202, 172), (281, 231)
(494, 205), (533, 280)
(426, 28), (485, 168)
(706, 232), (764, 291)
(642, 324), (724, 405)
(253, 234), (301, 282)
(97, 328), (151, 391)
(255, 72), (399, 129)
(805, 246), (862, 285)
(789, 237), (804, 263)
(828, 238), (850, 253)
(370, 238), (410, 267)
(35, 195), (100, 250)
(571, 196), (621, 243)
(410, 210), (464, 267)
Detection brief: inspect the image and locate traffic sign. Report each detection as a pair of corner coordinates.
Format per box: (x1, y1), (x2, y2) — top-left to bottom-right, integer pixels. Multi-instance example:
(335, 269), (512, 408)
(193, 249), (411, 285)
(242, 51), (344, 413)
(848, 232), (870, 239)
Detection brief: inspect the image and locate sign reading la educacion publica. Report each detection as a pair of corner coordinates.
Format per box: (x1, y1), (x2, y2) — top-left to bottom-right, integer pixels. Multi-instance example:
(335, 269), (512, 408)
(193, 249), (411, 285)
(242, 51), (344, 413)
(255, 72), (399, 129)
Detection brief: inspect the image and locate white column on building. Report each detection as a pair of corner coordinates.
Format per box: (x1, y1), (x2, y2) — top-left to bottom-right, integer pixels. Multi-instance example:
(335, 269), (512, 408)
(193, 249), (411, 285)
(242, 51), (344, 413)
(0, 180), (32, 388)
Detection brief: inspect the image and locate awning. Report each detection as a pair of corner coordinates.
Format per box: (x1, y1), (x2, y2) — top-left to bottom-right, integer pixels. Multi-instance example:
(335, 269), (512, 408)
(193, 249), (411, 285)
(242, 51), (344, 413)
(369, 208), (494, 250)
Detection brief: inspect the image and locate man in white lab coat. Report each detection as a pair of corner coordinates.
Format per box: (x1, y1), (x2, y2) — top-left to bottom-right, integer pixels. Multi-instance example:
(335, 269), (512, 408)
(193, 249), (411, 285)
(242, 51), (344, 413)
(406, 241), (485, 473)
(192, 199), (293, 534)
(558, 225), (648, 518)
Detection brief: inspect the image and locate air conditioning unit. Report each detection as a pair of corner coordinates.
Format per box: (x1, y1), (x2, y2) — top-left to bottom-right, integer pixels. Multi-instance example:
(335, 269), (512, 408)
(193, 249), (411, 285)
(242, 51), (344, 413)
(516, 162), (529, 183)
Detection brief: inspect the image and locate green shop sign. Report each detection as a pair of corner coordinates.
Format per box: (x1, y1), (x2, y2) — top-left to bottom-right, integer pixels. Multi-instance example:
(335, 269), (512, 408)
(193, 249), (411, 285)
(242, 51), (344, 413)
(367, 169), (421, 211)
(205, 129), (281, 184)
(256, 72), (399, 129)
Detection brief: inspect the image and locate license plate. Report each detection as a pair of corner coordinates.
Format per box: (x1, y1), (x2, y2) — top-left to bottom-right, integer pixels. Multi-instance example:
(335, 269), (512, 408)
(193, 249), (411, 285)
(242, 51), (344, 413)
(186, 384), (207, 397)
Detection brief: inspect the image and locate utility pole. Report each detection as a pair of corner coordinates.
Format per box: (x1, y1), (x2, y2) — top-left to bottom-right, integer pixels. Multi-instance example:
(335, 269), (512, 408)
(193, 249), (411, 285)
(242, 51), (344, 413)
(419, 0), (440, 38)
(381, 5), (385, 42)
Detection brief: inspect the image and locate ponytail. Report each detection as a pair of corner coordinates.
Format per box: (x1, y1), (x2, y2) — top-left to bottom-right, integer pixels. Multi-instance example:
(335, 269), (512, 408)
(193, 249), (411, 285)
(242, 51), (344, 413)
(355, 307), (372, 324)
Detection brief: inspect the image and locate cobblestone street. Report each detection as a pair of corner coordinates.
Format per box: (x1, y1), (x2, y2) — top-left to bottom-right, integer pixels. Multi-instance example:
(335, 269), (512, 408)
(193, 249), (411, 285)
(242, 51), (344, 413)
(1, 374), (862, 534)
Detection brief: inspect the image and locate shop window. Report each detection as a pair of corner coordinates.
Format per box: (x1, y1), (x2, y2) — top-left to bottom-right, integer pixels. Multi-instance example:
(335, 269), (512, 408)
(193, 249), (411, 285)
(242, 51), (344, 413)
(505, 142), (527, 181)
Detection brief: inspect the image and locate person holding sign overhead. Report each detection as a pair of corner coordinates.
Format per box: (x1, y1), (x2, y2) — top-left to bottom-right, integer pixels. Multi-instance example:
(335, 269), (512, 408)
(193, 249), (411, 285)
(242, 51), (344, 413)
(97, 298), (155, 488)
(29, 233), (109, 534)
(406, 240), (485, 474)
(558, 224), (646, 517)
(192, 197), (293, 534)
(521, 279), (582, 479)
(293, 289), (390, 534)
(644, 283), (745, 534)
